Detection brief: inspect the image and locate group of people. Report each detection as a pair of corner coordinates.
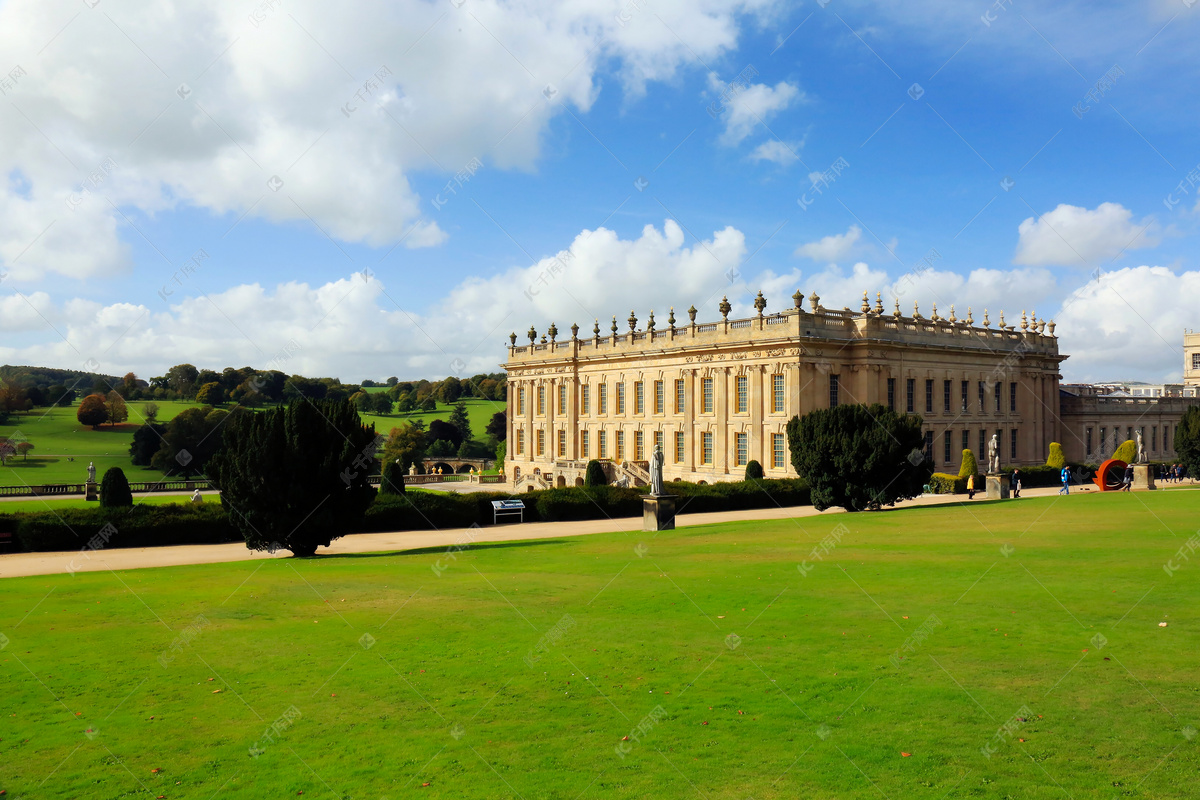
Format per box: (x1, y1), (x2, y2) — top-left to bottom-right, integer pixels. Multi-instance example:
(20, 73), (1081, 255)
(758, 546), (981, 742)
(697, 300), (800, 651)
(965, 461), (1191, 499)
(1159, 463), (1189, 483)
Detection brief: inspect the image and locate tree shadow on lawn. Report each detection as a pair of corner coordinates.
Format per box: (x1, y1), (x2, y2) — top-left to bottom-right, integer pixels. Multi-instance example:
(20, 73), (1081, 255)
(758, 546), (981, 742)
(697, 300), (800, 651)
(880, 495), (1059, 517)
(318, 538), (570, 560)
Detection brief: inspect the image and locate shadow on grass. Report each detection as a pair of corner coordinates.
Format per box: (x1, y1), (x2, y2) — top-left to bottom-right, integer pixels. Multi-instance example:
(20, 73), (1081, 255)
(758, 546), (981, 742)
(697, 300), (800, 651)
(317, 538), (571, 560)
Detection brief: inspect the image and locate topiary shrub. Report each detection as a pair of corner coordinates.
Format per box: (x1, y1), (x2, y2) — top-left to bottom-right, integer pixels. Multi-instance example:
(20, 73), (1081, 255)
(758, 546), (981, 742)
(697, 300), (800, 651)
(929, 472), (966, 494)
(958, 449), (977, 478)
(1111, 439), (1137, 465)
(786, 403), (927, 512)
(584, 459), (607, 487)
(744, 460), (763, 481)
(1046, 442), (1066, 469)
(379, 460), (405, 495)
(99, 467), (133, 508)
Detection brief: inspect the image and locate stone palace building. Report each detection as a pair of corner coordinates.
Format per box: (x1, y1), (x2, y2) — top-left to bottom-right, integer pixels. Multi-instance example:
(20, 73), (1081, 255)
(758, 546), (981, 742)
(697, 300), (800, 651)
(503, 291), (1197, 490)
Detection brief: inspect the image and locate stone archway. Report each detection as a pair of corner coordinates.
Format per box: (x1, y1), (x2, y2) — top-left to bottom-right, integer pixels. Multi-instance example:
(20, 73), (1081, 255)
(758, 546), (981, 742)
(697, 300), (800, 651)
(574, 477), (584, 487)
(556, 475), (566, 488)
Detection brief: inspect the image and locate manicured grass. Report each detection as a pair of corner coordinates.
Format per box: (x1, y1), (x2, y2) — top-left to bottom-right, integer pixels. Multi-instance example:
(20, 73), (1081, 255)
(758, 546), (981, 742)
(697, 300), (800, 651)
(0, 402), (192, 485)
(358, 397), (504, 440)
(3, 492), (1198, 798)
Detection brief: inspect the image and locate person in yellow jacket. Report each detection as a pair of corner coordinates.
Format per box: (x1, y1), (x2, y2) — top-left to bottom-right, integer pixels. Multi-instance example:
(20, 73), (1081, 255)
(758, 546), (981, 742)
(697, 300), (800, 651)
(966, 473), (976, 500)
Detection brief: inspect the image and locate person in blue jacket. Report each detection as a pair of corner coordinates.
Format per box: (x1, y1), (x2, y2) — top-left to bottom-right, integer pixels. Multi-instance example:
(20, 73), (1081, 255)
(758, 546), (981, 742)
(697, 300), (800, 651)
(1059, 465), (1070, 495)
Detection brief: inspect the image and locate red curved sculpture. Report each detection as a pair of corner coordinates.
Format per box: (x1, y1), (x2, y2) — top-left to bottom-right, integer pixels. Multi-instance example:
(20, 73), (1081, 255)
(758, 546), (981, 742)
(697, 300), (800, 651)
(1094, 459), (1128, 491)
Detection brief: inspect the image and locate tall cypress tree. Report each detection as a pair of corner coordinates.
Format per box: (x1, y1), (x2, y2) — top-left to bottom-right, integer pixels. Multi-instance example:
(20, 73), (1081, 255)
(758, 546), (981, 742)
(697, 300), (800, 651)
(210, 398), (377, 556)
(1176, 406), (1200, 478)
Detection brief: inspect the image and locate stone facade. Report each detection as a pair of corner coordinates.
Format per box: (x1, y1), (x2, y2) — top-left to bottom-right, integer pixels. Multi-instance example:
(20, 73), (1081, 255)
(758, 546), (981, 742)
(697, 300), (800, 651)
(504, 291), (1067, 489)
(1186, 331), (1200, 389)
(1054, 393), (1191, 464)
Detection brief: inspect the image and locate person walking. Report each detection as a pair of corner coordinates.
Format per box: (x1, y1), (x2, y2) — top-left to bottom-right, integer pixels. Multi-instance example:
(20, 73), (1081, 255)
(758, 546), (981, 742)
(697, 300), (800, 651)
(966, 473), (975, 500)
(1011, 468), (1021, 498)
(1122, 463), (1134, 492)
(1059, 465), (1070, 495)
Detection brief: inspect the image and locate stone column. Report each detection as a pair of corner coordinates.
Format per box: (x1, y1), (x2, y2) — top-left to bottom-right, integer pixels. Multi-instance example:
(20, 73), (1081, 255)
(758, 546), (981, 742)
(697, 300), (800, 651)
(751, 365), (764, 467)
(717, 367), (730, 475)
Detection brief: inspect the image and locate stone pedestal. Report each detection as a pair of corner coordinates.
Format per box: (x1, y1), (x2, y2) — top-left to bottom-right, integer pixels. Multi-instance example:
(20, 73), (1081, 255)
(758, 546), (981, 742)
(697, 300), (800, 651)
(1132, 464), (1156, 491)
(643, 494), (677, 531)
(85, 480), (98, 502)
(985, 473), (1010, 500)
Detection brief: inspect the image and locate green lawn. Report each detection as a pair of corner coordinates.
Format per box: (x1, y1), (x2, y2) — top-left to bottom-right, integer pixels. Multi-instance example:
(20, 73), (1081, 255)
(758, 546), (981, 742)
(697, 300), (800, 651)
(358, 397), (505, 440)
(0, 398), (504, 487)
(2, 491), (1197, 798)
(0, 402), (194, 485)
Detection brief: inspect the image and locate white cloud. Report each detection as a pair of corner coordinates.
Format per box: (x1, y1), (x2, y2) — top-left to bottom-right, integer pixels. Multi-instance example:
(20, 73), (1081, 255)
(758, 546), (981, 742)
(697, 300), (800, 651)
(0, 290), (54, 331)
(0, 0), (778, 283)
(794, 225), (862, 262)
(1054, 265), (1197, 382)
(710, 74), (802, 146)
(1013, 202), (1159, 267)
(748, 139), (800, 165)
(0, 220), (747, 379)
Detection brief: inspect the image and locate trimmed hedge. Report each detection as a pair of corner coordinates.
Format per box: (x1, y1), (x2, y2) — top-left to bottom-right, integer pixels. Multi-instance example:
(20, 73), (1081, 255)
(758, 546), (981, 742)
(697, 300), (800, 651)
(929, 473), (967, 494)
(7, 504), (240, 553)
(1006, 463), (1096, 488)
(4, 477), (813, 553)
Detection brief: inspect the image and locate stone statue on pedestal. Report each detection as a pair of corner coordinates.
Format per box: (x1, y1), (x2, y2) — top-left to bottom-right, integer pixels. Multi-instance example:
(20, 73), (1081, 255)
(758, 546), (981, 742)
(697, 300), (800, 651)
(408, 463), (416, 476)
(987, 434), (1000, 473)
(650, 444), (665, 496)
(87, 461), (96, 483)
(1136, 431), (1145, 463)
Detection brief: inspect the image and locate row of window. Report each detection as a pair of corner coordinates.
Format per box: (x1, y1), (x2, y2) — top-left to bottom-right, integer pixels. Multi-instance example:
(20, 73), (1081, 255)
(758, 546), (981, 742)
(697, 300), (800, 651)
(515, 375), (791, 417)
(517, 375), (1021, 418)
(513, 428), (791, 469)
(1085, 424), (1172, 456)
(928, 428), (1020, 465)
(882, 378), (1018, 415)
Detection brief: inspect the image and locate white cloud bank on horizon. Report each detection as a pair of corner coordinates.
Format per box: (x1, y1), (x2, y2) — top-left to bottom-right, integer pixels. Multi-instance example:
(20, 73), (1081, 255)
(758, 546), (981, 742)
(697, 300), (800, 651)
(0, 220), (747, 380)
(0, 0), (779, 284)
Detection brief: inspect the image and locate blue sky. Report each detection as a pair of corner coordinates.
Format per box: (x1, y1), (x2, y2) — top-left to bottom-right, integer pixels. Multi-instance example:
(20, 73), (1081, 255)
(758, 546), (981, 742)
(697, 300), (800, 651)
(2, 0), (1199, 382)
